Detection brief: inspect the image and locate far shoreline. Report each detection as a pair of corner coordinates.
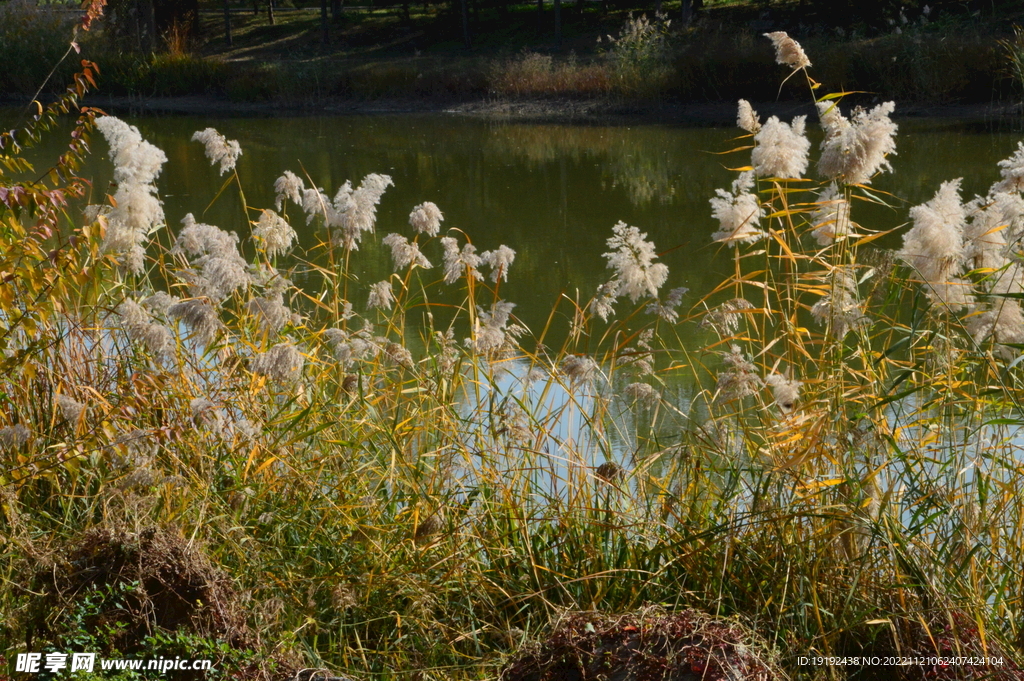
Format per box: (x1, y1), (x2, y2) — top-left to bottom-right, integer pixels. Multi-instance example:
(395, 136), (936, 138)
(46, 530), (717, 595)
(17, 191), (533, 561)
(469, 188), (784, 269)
(10, 94), (1018, 127)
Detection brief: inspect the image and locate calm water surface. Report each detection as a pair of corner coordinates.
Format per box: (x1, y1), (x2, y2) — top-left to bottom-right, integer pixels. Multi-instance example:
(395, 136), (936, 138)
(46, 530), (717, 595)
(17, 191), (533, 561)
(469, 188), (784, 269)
(9, 110), (1024, 465)
(5, 110), (1021, 335)
(54, 113), (1023, 335)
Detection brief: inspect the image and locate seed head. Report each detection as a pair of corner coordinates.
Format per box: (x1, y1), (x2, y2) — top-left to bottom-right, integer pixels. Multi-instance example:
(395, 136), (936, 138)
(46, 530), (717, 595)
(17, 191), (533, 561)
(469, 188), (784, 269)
(561, 354), (598, 385)
(191, 127), (242, 175)
(602, 222), (669, 302)
(253, 209), (297, 259)
(274, 170), (305, 210)
(710, 172), (764, 244)
(482, 245), (517, 283)
(367, 280), (396, 311)
(382, 233), (432, 271)
(752, 115), (810, 179)
(251, 343), (304, 383)
(764, 31), (811, 70)
(737, 99), (761, 134)
(409, 201), (444, 236)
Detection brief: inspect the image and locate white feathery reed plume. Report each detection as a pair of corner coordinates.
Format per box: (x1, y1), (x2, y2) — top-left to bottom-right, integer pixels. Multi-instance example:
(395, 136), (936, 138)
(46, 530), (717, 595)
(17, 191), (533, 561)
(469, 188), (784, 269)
(561, 355), (598, 385)
(700, 298), (754, 336)
(94, 116), (168, 275)
(324, 327), (382, 367)
(329, 174), (394, 251)
(482, 245), (516, 283)
(994, 142), (1024, 194)
(172, 213), (251, 303)
(965, 296), (1024, 360)
(752, 115), (810, 179)
(167, 298), (223, 346)
(56, 394), (85, 423)
(96, 116), (166, 186)
(710, 171), (765, 244)
(367, 280), (396, 310)
(817, 101), (898, 186)
(617, 328), (655, 376)
(324, 328), (354, 366)
(467, 301), (524, 354)
(382, 233), (432, 271)
(714, 345), (763, 404)
(963, 192), (1024, 271)
(143, 291), (179, 315)
(441, 236), (484, 284)
(810, 183), (852, 245)
(590, 280), (619, 322)
(247, 292), (299, 334)
(189, 397), (223, 430)
(737, 99), (761, 134)
(253, 209), (297, 259)
(191, 127), (242, 175)
(385, 342), (414, 369)
(625, 382), (661, 406)
(764, 31), (811, 70)
(0, 424), (31, 451)
(899, 179), (972, 308)
(645, 286), (688, 323)
(274, 170), (305, 210)
(601, 221), (669, 302)
(251, 343), (304, 383)
(765, 374), (800, 412)
(117, 298), (174, 358)
(409, 201), (444, 236)
(297, 174), (394, 251)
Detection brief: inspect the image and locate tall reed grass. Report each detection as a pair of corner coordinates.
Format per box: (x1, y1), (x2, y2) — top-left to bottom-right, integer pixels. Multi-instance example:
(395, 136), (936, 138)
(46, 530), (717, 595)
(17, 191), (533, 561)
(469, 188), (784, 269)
(4, 20), (1024, 681)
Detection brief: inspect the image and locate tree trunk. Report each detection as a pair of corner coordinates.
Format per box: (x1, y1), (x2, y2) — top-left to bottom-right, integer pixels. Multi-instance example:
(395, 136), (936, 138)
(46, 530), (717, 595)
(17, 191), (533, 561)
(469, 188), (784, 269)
(554, 0), (561, 48)
(268, 0), (275, 25)
(223, 0), (232, 46)
(332, 0), (342, 19)
(536, 0), (542, 33)
(321, 0), (329, 44)
(654, 0), (661, 13)
(144, 0), (155, 51)
(460, 0), (471, 47)
(682, 0), (702, 24)
(253, 0), (258, 14)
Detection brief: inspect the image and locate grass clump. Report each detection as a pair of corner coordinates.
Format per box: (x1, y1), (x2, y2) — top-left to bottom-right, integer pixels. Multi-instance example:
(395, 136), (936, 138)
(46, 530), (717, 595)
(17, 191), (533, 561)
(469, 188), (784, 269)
(500, 607), (782, 681)
(5, 13), (1024, 681)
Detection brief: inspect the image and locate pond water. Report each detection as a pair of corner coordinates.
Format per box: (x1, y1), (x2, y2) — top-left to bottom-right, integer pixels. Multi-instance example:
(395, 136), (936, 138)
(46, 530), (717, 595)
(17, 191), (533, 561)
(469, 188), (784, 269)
(14, 111), (1024, 338)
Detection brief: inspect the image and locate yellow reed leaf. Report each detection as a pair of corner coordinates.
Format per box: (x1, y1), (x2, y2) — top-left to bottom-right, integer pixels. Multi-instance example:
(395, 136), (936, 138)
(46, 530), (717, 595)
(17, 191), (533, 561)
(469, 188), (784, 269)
(243, 444), (260, 480)
(852, 227), (900, 247)
(797, 478), (844, 492)
(771, 431), (805, 447)
(775, 450), (816, 470)
(255, 456), (278, 475)
(710, 146), (755, 155)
